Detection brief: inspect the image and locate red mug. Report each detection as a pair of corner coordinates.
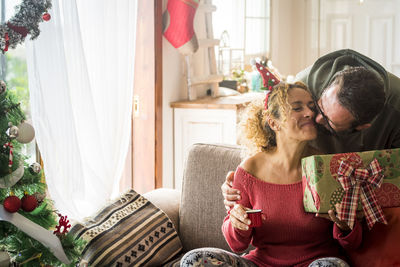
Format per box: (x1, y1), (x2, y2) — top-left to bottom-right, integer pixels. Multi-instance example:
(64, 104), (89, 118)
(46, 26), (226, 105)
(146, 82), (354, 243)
(246, 209), (262, 227)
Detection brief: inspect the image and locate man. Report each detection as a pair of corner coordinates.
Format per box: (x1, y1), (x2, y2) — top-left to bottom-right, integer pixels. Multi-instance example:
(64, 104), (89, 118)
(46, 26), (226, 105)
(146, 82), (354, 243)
(224, 48), (400, 204)
(221, 49), (400, 266)
(298, 49), (400, 153)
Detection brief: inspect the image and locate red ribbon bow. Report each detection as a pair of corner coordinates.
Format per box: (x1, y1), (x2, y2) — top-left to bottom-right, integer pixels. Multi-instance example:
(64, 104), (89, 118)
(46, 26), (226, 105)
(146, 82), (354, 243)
(336, 158), (387, 230)
(7, 22), (29, 37)
(4, 32), (9, 52)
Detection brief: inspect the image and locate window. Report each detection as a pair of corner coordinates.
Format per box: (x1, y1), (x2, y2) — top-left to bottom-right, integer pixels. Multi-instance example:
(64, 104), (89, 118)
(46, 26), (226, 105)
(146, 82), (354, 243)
(1, 0), (37, 164)
(213, 0), (270, 76)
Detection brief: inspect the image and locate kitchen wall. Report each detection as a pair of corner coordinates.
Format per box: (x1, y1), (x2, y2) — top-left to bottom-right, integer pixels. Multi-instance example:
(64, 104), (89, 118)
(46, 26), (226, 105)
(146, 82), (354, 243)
(162, 0), (400, 188)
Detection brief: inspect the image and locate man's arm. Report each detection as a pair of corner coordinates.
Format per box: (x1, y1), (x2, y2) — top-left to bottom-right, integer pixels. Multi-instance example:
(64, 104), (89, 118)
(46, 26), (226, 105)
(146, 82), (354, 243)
(391, 127), (400, 148)
(221, 171), (241, 210)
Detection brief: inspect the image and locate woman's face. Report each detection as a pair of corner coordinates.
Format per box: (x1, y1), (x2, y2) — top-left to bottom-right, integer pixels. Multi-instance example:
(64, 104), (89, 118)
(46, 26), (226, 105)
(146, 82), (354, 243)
(278, 87), (317, 142)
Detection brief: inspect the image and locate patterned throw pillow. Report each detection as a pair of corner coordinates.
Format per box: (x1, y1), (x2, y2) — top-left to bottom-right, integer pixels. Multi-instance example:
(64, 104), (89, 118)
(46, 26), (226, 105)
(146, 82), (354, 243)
(70, 189), (182, 266)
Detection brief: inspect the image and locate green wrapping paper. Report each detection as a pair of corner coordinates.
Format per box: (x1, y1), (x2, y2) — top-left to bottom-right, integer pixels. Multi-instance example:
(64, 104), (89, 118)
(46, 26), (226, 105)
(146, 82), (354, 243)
(302, 148), (400, 214)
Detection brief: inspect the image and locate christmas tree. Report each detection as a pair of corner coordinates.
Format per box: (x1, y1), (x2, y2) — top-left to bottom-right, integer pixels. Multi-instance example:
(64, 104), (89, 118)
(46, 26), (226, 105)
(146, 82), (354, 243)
(0, 80), (84, 266)
(0, 0), (84, 265)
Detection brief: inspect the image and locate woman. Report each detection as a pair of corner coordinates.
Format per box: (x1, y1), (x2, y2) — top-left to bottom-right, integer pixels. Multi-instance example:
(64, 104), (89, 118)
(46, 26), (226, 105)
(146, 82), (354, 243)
(180, 82), (362, 267)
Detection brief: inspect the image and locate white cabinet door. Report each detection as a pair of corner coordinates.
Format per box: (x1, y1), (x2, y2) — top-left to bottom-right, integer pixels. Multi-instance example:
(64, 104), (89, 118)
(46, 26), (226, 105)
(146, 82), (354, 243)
(173, 108), (237, 190)
(304, 0), (400, 76)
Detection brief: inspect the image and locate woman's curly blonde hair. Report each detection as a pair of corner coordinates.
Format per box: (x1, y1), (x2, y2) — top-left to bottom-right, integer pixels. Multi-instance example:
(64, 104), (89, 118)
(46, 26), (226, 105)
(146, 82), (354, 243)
(238, 81), (308, 156)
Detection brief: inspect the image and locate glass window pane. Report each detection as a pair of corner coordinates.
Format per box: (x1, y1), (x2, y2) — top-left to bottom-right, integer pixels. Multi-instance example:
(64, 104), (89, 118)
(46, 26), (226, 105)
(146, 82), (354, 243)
(1, 0), (37, 164)
(213, 0), (245, 49)
(246, 0), (268, 17)
(213, 0), (270, 75)
(3, 0), (23, 21)
(245, 18), (268, 55)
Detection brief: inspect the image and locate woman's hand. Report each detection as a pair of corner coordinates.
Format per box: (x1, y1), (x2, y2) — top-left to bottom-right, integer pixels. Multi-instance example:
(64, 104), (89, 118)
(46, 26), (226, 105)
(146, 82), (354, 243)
(221, 171), (241, 210)
(229, 204), (251, 231)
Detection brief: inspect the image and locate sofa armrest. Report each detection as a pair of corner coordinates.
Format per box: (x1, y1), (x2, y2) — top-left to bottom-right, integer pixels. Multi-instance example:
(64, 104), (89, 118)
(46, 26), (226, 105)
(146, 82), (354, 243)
(143, 188), (181, 232)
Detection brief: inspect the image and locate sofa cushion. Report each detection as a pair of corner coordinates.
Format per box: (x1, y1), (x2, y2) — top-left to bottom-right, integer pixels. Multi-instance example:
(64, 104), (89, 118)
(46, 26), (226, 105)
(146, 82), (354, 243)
(143, 188), (180, 232)
(179, 143), (243, 252)
(70, 189), (182, 266)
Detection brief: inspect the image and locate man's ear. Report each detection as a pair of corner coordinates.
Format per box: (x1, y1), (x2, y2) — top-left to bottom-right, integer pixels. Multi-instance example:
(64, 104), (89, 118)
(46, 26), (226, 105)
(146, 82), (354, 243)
(355, 123), (371, 131)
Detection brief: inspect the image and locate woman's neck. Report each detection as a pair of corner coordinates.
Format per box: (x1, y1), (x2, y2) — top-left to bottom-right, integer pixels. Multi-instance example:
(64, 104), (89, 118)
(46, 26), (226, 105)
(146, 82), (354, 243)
(247, 138), (312, 184)
(271, 138), (308, 173)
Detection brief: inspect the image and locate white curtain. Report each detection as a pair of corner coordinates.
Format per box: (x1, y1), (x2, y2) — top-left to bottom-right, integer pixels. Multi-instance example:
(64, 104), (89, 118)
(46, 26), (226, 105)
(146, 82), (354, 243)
(26, 0), (137, 221)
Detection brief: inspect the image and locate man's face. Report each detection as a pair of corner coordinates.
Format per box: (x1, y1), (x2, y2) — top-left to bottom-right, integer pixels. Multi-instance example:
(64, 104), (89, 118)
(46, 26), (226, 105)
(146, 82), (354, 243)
(315, 84), (356, 133)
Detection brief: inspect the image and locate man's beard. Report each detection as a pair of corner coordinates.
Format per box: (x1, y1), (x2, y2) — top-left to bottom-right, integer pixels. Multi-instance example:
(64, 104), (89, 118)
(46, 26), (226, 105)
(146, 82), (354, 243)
(316, 123), (334, 136)
(315, 123), (359, 137)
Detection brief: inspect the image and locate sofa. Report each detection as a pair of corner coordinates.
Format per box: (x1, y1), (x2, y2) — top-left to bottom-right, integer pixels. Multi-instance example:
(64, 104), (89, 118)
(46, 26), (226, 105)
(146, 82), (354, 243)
(144, 143), (400, 267)
(143, 143), (243, 259)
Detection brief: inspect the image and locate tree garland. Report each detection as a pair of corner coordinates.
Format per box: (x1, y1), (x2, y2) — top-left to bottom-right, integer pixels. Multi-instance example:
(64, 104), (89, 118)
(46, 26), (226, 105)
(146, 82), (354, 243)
(0, 0), (52, 53)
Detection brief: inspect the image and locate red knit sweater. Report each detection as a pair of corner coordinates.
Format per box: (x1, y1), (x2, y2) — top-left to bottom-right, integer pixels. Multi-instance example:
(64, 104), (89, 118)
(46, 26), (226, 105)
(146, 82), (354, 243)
(222, 167), (362, 267)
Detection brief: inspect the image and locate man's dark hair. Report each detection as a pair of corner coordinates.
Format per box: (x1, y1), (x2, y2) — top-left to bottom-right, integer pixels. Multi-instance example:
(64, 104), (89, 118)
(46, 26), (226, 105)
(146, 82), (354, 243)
(329, 66), (385, 126)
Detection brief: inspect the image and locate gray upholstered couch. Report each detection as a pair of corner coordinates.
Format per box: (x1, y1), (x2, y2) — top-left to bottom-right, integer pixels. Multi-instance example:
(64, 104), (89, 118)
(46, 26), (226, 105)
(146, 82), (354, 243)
(144, 143), (400, 267)
(143, 143), (242, 264)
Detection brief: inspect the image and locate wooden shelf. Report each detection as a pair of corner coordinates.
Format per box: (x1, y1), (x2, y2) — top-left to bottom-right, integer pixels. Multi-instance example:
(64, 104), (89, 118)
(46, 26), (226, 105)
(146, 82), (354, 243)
(198, 39), (220, 47)
(198, 3), (216, 12)
(170, 92), (263, 110)
(189, 74), (223, 86)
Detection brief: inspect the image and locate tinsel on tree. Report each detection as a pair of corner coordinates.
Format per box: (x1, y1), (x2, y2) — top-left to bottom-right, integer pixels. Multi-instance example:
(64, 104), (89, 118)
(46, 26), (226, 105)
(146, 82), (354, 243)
(0, 0), (52, 53)
(0, 1), (84, 266)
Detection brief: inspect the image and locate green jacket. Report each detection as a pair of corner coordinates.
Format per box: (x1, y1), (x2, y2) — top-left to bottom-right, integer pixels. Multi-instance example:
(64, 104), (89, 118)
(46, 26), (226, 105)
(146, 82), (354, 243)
(296, 49), (400, 153)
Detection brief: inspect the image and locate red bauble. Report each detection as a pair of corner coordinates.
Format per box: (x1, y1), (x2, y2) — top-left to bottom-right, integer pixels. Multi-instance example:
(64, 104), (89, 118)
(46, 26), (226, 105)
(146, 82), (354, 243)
(42, 13), (51, 21)
(21, 194), (38, 212)
(3, 195), (21, 213)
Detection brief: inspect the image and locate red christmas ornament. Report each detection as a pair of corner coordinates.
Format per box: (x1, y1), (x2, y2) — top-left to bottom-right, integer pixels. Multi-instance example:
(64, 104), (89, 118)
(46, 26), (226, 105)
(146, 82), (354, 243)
(3, 195), (21, 213)
(42, 13), (51, 21)
(21, 194), (38, 212)
(53, 214), (71, 235)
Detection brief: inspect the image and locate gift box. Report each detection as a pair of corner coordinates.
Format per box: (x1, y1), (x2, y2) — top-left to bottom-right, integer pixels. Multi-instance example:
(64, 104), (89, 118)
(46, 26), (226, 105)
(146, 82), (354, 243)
(302, 148), (400, 229)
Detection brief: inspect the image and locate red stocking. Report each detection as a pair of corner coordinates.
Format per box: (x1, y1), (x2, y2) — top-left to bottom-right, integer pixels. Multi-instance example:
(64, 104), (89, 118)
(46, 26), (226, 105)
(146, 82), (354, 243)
(163, 0), (200, 55)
